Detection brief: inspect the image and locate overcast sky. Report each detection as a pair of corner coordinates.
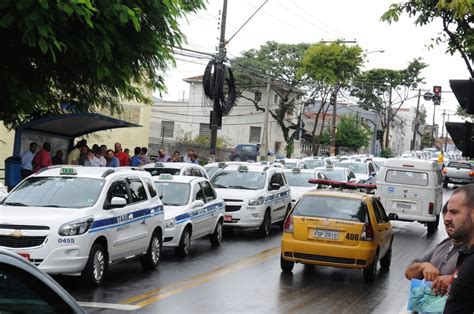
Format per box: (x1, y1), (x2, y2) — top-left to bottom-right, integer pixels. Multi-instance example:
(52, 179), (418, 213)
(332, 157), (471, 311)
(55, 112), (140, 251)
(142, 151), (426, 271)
(159, 0), (470, 132)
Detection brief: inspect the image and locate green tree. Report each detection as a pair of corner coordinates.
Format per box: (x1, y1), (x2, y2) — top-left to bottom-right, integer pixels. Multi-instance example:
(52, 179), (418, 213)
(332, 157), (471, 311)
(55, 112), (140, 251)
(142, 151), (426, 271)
(299, 42), (364, 155)
(351, 59), (427, 149)
(232, 41), (311, 157)
(381, 0), (474, 76)
(0, 0), (205, 127)
(335, 115), (372, 151)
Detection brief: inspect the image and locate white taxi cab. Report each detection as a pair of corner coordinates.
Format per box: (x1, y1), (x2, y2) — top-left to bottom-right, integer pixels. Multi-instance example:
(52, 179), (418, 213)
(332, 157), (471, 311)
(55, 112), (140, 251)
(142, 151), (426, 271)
(283, 168), (329, 207)
(153, 174), (225, 256)
(0, 166), (164, 286)
(211, 164), (291, 236)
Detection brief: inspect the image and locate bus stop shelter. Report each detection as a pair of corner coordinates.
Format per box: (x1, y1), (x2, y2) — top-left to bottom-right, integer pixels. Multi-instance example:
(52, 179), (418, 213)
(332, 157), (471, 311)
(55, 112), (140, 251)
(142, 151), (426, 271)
(6, 113), (140, 188)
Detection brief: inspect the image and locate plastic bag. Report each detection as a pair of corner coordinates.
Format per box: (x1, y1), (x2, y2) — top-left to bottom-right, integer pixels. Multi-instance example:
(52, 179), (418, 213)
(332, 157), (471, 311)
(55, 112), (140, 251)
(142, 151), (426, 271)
(407, 279), (447, 313)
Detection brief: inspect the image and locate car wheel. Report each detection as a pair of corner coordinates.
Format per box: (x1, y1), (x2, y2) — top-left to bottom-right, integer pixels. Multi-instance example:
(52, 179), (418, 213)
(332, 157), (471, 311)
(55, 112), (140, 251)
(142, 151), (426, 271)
(427, 218), (438, 234)
(210, 219), (223, 246)
(176, 227), (192, 257)
(258, 210), (271, 237)
(380, 241), (392, 270)
(363, 251), (379, 282)
(280, 255), (294, 273)
(81, 243), (108, 286)
(140, 230), (162, 270)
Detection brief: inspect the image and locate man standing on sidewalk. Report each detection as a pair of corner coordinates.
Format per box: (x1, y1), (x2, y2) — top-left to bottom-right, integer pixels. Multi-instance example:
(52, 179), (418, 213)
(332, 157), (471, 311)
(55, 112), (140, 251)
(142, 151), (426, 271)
(20, 142), (37, 178)
(114, 142), (130, 166)
(32, 142), (52, 173)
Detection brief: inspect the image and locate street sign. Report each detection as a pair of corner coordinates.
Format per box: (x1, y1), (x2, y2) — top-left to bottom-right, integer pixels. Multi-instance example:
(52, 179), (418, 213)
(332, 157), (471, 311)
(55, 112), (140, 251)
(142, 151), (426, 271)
(423, 92), (433, 101)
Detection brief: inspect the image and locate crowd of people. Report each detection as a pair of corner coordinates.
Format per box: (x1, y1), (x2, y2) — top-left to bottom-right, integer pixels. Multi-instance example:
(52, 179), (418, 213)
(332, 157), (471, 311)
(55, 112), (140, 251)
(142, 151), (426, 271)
(20, 139), (200, 178)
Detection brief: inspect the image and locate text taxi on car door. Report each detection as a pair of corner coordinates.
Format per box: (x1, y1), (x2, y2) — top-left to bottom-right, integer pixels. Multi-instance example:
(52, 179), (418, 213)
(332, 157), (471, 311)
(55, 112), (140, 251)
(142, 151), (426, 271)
(281, 179), (394, 281)
(153, 174), (225, 256)
(0, 166), (164, 286)
(211, 164), (291, 237)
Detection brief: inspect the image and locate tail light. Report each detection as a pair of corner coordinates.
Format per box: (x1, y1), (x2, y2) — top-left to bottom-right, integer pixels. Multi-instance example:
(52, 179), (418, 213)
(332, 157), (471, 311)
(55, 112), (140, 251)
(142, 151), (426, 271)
(283, 214), (293, 234)
(429, 202), (434, 215)
(361, 222), (374, 241)
(442, 168), (448, 174)
(469, 171), (474, 177)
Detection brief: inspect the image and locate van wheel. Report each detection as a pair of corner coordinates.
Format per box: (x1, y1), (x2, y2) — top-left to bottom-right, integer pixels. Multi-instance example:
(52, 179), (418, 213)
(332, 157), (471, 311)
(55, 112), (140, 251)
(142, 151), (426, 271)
(363, 251), (378, 282)
(380, 241), (392, 270)
(140, 230), (162, 270)
(81, 243), (108, 286)
(176, 227), (192, 257)
(258, 210), (271, 237)
(280, 255), (294, 273)
(210, 219), (223, 246)
(427, 216), (439, 234)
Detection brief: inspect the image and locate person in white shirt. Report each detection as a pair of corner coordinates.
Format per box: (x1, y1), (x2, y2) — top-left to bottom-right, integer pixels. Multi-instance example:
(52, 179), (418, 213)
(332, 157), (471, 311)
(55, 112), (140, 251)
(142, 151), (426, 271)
(84, 149), (104, 167)
(20, 142), (37, 178)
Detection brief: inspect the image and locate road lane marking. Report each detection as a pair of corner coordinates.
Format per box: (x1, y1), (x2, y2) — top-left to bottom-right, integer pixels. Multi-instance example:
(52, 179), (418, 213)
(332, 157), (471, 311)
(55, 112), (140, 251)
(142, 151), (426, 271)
(77, 302), (141, 311)
(120, 246), (280, 307)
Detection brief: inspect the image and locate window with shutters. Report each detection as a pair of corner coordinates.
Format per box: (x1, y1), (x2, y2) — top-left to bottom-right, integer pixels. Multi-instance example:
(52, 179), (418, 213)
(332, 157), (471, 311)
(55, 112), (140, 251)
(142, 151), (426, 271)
(199, 123), (211, 137)
(161, 121), (174, 138)
(249, 126), (261, 143)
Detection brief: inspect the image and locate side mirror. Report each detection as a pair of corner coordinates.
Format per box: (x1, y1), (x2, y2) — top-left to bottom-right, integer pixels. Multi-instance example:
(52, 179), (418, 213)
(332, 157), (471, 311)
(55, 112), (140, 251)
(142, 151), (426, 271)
(370, 172), (376, 177)
(191, 200), (204, 208)
(270, 183), (280, 190)
(388, 213), (398, 221)
(108, 197), (127, 209)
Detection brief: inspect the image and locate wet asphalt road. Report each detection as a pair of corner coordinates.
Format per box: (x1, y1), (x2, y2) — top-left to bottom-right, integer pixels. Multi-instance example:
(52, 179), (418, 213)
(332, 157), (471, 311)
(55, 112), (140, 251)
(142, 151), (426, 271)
(57, 188), (455, 313)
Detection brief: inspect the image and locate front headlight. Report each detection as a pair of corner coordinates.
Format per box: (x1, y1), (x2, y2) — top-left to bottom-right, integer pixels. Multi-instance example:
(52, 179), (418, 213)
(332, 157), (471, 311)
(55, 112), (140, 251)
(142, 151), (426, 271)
(248, 196), (265, 206)
(165, 218), (176, 229)
(58, 217), (94, 236)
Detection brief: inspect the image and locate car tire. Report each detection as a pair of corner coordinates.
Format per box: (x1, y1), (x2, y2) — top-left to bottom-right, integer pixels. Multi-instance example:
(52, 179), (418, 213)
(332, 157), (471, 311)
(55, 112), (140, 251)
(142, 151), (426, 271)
(280, 255), (294, 273)
(258, 210), (271, 237)
(380, 241), (392, 270)
(140, 230), (162, 270)
(363, 251), (378, 282)
(176, 227), (192, 257)
(210, 219), (223, 246)
(81, 243), (108, 286)
(427, 217), (438, 234)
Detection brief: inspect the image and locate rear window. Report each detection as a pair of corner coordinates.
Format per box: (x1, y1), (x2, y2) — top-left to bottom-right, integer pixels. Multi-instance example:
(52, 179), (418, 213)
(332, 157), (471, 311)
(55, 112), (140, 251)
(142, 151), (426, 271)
(385, 170), (428, 186)
(293, 196), (367, 222)
(448, 162), (471, 169)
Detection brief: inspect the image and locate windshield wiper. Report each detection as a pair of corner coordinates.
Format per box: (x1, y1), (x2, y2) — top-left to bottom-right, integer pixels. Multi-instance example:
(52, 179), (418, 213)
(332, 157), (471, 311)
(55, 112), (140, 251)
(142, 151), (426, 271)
(212, 184), (228, 189)
(4, 202), (27, 206)
(42, 205), (62, 208)
(228, 185), (253, 190)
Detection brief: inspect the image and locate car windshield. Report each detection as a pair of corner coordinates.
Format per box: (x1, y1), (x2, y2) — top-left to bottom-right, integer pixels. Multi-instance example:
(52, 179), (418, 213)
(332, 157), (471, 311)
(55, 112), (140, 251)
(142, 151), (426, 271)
(335, 163), (368, 174)
(322, 170), (346, 181)
(448, 162), (471, 169)
(294, 195), (367, 222)
(211, 170), (266, 190)
(204, 166), (220, 178)
(154, 182), (190, 206)
(284, 163), (297, 169)
(3, 176), (104, 208)
(284, 172), (314, 187)
(305, 160), (324, 169)
(144, 168), (180, 176)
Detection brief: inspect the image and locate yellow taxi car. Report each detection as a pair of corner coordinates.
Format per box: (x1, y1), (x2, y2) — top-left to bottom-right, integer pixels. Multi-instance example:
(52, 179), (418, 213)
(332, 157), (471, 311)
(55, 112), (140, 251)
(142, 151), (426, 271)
(281, 188), (393, 281)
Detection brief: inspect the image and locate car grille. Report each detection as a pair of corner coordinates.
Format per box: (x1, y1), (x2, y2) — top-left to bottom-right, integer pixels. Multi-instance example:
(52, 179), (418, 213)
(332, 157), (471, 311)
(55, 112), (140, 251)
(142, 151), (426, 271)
(225, 205), (241, 212)
(0, 224), (50, 230)
(223, 199), (243, 203)
(290, 252), (366, 266)
(0, 235), (47, 248)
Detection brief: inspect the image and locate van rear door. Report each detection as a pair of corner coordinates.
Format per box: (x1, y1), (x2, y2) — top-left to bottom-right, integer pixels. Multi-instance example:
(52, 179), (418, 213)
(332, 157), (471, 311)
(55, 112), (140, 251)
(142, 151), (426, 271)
(379, 168), (430, 217)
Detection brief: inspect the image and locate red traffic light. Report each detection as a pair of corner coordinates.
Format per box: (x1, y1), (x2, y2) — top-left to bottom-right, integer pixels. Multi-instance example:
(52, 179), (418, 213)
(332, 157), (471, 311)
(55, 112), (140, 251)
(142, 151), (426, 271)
(433, 86), (442, 94)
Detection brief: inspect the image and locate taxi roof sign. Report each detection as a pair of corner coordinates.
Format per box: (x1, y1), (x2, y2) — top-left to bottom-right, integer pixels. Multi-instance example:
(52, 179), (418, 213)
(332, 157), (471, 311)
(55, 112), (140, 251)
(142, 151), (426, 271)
(158, 173), (173, 180)
(218, 162), (226, 168)
(60, 167), (77, 175)
(238, 165), (249, 172)
(154, 162), (165, 168)
(292, 168), (301, 173)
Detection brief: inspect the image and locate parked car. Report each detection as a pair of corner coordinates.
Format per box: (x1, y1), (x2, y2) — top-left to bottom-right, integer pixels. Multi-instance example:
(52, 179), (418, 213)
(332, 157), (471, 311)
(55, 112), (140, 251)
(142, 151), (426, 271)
(143, 162), (209, 179)
(0, 248), (85, 313)
(335, 161), (378, 184)
(229, 144), (261, 161)
(302, 157), (333, 169)
(442, 161), (474, 187)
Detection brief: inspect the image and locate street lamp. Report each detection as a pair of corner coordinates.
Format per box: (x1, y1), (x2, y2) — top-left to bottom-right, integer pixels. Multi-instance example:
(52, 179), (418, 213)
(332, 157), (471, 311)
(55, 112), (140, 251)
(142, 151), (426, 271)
(365, 49), (385, 55)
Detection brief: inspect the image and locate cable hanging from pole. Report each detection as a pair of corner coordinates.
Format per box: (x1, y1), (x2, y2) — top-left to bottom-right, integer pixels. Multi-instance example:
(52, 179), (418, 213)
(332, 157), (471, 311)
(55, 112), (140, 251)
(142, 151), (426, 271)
(203, 59), (236, 116)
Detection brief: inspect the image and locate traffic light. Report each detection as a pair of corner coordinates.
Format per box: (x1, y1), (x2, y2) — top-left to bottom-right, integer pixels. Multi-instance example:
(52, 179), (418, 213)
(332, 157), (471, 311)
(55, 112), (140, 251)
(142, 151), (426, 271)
(446, 121), (474, 158)
(376, 130), (384, 140)
(450, 78), (474, 114)
(433, 86), (442, 105)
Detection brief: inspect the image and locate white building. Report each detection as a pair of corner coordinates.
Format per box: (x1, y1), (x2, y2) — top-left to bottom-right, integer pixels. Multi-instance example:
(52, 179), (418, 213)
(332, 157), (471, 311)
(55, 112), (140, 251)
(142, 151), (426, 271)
(389, 107), (423, 155)
(149, 75), (304, 157)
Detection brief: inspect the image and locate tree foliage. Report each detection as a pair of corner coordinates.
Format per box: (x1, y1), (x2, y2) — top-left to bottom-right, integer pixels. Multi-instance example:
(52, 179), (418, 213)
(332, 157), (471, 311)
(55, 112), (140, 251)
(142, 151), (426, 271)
(320, 115), (371, 151)
(381, 0), (474, 76)
(351, 59), (427, 148)
(231, 41), (311, 148)
(0, 0), (205, 127)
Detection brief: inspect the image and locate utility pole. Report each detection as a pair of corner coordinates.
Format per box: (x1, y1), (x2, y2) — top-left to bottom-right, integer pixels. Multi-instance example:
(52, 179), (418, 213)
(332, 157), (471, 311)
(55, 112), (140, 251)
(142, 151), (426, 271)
(411, 88), (421, 151)
(384, 86), (393, 150)
(329, 88), (338, 156)
(445, 113), (450, 152)
(261, 77), (271, 161)
(209, 0), (228, 162)
(441, 109), (446, 151)
(432, 101), (437, 145)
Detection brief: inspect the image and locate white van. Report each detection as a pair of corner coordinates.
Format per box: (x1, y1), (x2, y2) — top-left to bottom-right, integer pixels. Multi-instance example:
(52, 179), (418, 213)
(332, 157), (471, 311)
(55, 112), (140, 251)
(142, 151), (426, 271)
(375, 158), (443, 233)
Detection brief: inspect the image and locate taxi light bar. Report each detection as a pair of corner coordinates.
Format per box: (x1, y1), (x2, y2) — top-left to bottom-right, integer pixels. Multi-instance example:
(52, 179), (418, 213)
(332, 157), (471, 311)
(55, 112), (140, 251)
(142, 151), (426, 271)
(292, 168), (301, 173)
(238, 165), (249, 172)
(60, 167), (77, 175)
(154, 162), (165, 168)
(308, 179), (377, 191)
(158, 173), (173, 180)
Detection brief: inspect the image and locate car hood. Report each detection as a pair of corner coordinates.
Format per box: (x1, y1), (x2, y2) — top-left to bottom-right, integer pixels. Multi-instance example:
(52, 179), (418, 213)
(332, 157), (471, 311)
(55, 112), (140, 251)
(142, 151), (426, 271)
(214, 189), (262, 202)
(0, 205), (89, 226)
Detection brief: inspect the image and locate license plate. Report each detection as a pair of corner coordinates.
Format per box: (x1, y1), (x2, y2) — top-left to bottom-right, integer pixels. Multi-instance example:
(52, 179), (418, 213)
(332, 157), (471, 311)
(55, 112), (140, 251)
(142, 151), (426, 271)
(396, 202), (412, 209)
(224, 215), (233, 222)
(314, 229), (339, 240)
(18, 253), (30, 261)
